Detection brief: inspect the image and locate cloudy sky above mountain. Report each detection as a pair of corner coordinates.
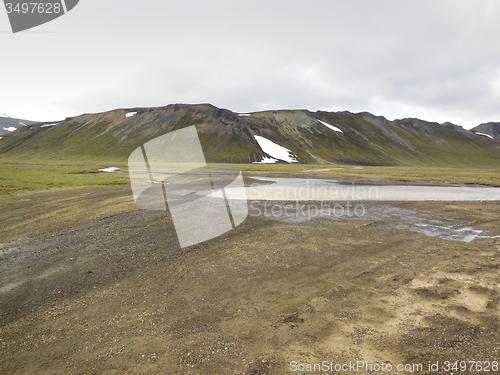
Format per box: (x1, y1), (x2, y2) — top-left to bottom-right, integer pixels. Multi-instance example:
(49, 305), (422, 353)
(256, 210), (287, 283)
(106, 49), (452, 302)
(1, 0), (500, 128)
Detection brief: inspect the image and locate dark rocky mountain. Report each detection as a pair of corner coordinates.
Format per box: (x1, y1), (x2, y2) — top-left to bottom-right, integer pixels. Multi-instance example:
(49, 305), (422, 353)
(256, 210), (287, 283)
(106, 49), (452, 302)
(470, 122), (500, 141)
(1, 104), (499, 167)
(0, 115), (38, 135)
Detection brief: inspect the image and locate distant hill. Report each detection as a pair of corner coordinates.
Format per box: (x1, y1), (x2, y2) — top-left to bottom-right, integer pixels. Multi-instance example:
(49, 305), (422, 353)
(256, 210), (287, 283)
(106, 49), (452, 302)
(1, 104), (500, 167)
(470, 122), (500, 141)
(0, 115), (38, 135)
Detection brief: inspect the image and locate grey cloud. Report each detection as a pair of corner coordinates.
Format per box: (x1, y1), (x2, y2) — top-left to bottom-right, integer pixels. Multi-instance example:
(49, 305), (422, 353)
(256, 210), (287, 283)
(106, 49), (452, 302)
(2, 0), (500, 128)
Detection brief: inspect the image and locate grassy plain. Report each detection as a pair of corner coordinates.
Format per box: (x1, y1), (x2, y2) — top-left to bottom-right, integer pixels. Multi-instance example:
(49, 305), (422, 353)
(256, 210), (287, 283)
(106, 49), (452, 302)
(238, 164), (500, 187)
(0, 160), (129, 194)
(1, 161), (500, 196)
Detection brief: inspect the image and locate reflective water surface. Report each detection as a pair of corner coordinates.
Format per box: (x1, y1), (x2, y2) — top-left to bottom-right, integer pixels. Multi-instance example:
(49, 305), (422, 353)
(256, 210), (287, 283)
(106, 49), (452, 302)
(245, 177), (500, 242)
(245, 177), (500, 201)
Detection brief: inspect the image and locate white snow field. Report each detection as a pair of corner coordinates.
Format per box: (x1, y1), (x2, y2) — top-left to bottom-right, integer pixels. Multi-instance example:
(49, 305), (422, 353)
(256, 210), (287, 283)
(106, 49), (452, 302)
(252, 156), (279, 164)
(254, 135), (298, 163)
(318, 119), (343, 133)
(475, 132), (494, 139)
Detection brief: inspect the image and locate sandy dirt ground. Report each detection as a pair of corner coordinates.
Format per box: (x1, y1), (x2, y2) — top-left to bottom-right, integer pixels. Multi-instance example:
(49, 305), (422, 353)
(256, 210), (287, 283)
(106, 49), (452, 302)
(1, 184), (500, 374)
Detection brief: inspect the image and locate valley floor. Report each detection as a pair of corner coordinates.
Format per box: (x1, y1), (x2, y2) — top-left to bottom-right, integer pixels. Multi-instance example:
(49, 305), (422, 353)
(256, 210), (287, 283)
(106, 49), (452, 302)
(1, 180), (500, 374)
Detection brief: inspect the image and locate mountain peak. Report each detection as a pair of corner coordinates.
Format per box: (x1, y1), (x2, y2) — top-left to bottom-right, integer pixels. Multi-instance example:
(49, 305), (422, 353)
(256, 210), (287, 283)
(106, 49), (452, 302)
(0, 115), (38, 135)
(471, 122), (500, 141)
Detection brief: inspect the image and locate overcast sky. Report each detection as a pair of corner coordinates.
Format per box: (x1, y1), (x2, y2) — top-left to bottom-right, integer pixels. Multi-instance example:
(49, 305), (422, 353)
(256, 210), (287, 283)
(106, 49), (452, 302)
(1, 0), (500, 129)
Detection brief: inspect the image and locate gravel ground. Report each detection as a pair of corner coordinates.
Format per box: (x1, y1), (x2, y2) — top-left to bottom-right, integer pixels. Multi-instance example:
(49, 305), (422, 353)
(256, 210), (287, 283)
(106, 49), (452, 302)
(1, 186), (500, 374)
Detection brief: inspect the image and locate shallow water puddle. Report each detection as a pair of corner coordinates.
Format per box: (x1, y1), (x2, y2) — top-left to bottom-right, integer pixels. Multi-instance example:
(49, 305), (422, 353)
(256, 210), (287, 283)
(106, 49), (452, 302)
(250, 202), (499, 242)
(247, 177), (500, 201)
(245, 177), (500, 242)
(360, 205), (499, 242)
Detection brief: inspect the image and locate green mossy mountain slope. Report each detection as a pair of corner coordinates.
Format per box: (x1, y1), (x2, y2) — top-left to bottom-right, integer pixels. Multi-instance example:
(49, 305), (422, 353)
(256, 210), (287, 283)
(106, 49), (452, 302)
(1, 104), (499, 167)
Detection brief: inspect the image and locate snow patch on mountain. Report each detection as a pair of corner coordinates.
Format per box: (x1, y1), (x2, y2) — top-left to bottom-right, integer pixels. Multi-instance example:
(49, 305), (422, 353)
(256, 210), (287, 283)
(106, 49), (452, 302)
(126, 112), (137, 118)
(475, 132), (494, 139)
(252, 156), (279, 164)
(254, 135), (298, 163)
(3, 127), (17, 132)
(318, 119), (343, 133)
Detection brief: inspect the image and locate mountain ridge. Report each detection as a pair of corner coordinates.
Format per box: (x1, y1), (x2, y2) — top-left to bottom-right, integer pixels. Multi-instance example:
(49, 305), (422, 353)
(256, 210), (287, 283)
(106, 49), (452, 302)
(470, 122), (500, 141)
(1, 104), (499, 167)
(0, 115), (38, 135)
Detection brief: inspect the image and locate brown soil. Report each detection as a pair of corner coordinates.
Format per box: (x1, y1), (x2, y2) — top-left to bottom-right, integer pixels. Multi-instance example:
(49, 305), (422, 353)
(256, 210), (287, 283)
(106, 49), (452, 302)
(1, 185), (499, 374)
